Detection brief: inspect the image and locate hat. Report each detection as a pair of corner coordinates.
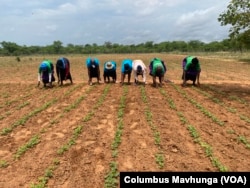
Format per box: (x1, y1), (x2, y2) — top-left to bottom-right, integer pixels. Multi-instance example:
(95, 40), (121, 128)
(105, 61), (114, 70)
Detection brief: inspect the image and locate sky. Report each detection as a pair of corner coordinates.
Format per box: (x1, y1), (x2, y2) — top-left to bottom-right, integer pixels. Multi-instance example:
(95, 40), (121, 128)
(0, 0), (231, 46)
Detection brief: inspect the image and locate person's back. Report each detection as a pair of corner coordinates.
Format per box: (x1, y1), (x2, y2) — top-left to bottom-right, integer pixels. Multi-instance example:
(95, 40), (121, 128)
(103, 61), (117, 83)
(39, 60), (52, 74)
(184, 56), (201, 74)
(56, 57), (73, 85)
(86, 58), (99, 69)
(182, 56), (201, 86)
(132, 60), (146, 70)
(86, 57), (101, 85)
(38, 60), (55, 87)
(121, 59), (132, 73)
(56, 58), (66, 70)
(120, 59), (133, 85)
(149, 58), (166, 87)
(151, 59), (165, 77)
(149, 58), (166, 75)
(132, 59), (147, 85)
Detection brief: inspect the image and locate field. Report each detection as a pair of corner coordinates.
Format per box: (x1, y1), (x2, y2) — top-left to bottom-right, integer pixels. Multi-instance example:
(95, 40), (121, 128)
(0, 53), (250, 188)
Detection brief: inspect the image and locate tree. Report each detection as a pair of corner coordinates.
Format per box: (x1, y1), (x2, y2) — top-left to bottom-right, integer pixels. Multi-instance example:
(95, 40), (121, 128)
(237, 29), (250, 49)
(52, 40), (63, 54)
(0, 41), (21, 55)
(218, 0), (250, 39)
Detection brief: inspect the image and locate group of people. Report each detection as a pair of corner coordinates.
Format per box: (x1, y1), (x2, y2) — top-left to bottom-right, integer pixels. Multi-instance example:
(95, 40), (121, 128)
(85, 56), (201, 87)
(37, 56), (201, 88)
(86, 57), (168, 87)
(37, 57), (73, 87)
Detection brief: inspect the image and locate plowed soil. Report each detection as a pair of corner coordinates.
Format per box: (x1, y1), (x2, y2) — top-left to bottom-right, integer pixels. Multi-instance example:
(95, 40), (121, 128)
(0, 53), (249, 188)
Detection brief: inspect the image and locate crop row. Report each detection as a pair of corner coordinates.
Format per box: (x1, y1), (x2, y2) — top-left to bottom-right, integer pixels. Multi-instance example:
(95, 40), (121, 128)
(0, 84), (86, 167)
(0, 81), (249, 187)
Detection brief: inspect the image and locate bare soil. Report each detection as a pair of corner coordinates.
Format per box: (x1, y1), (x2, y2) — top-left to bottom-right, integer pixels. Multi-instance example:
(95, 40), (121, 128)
(0, 54), (249, 188)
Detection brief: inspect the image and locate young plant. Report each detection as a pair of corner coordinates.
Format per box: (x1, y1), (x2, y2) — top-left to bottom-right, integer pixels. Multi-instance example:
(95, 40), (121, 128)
(0, 160), (8, 168)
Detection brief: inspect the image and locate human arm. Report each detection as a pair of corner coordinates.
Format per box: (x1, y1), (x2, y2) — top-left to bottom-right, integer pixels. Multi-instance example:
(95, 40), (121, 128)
(133, 69), (138, 83)
(87, 67), (91, 80)
(182, 70), (187, 86)
(195, 62), (201, 86)
(149, 61), (153, 76)
(45, 63), (53, 85)
(37, 72), (41, 86)
(196, 71), (201, 86)
(143, 69), (146, 83)
(97, 64), (101, 81)
(162, 61), (167, 72)
(48, 73), (52, 83)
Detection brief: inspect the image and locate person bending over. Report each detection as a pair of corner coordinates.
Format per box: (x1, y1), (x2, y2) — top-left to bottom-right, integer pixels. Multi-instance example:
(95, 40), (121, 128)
(103, 61), (117, 83)
(182, 56), (201, 87)
(86, 57), (101, 85)
(38, 60), (55, 88)
(149, 58), (166, 87)
(120, 58), (133, 85)
(132, 59), (147, 85)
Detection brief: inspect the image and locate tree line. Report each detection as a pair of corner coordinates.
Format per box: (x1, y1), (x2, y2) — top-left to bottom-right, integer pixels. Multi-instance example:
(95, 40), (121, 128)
(0, 0), (249, 56)
(0, 38), (249, 56)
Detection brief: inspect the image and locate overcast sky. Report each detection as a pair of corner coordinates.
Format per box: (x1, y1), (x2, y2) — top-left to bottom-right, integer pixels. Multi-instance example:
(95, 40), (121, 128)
(0, 0), (231, 46)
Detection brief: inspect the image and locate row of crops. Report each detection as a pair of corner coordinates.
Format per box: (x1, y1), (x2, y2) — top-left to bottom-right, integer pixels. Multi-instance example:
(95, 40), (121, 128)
(0, 79), (249, 187)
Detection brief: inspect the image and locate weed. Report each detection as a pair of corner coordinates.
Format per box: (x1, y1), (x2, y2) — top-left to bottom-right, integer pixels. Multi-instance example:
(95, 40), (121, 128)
(0, 160), (8, 168)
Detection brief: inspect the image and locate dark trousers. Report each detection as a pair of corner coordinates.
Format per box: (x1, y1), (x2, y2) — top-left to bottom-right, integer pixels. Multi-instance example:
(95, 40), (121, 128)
(182, 73), (197, 83)
(104, 71), (116, 81)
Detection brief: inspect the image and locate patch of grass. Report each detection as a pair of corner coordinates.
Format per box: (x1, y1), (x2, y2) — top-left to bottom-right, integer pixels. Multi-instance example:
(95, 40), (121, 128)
(140, 86), (164, 168)
(155, 153), (164, 169)
(14, 135), (40, 159)
(0, 160), (8, 168)
(238, 136), (250, 149)
(105, 86), (128, 188)
(57, 85), (110, 155)
(104, 162), (119, 188)
(30, 159), (60, 188)
(0, 99), (57, 135)
(239, 58), (250, 63)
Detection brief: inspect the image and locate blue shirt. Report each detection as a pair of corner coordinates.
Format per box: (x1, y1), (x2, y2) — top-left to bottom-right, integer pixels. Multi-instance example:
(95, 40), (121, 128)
(38, 60), (53, 73)
(121, 59), (133, 73)
(86, 57), (99, 68)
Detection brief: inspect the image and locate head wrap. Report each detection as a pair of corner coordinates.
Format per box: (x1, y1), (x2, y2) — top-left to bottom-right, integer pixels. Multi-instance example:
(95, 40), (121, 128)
(40, 63), (47, 71)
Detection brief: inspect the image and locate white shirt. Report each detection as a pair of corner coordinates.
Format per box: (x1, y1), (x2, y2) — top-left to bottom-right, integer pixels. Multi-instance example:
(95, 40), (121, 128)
(132, 59), (147, 83)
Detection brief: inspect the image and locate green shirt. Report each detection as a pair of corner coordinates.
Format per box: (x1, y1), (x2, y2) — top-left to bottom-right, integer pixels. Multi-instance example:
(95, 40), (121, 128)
(38, 60), (52, 73)
(152, 59), (164, 76)
(184, 56), (201, 72)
